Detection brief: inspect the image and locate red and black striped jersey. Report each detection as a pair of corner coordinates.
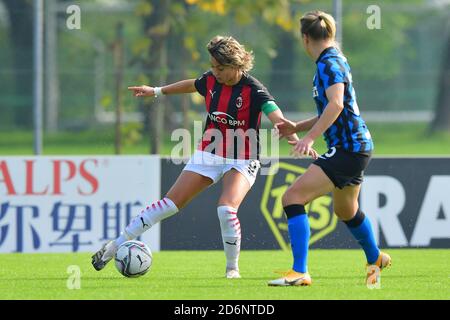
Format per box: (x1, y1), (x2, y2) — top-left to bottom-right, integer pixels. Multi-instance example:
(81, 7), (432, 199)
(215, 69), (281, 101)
(194, 71), (274, 160)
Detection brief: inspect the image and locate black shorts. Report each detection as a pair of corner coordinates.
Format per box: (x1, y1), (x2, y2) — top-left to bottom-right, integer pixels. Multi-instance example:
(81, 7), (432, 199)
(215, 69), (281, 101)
(313, 146), (372, 189)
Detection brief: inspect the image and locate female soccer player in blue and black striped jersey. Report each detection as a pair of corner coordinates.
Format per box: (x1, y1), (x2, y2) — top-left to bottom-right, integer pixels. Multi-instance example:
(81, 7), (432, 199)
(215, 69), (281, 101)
(269, 11), (391, 287)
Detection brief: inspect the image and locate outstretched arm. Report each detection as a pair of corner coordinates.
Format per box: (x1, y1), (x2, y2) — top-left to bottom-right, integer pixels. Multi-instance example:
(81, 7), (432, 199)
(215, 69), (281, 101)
(266, 108), (319, 159)
(128, 79), (197, 97)
(274, 116), (319, 138)
(295, 116), (319, 132)
(266, 109), (299, 142)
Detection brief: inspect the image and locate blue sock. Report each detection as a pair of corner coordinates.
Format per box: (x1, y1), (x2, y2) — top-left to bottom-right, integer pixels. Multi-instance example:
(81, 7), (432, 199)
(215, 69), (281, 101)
(344, 209), (380, 264)
(284, 204), (310, 273)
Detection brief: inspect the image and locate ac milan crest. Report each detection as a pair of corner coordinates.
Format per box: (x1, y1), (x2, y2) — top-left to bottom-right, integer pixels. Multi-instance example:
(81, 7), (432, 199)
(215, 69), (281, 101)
(236, 96), (243, 109)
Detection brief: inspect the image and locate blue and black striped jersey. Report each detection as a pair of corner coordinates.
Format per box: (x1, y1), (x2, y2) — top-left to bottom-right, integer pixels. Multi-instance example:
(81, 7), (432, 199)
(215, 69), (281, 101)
(313, 47), (374, 153)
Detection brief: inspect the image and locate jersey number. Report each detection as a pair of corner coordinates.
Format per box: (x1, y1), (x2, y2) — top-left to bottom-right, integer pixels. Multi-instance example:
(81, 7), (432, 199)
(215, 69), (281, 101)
(323, 147), (337, 158)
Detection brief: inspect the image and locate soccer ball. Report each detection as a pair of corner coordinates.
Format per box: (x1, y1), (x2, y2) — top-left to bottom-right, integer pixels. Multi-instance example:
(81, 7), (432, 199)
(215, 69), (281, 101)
(114, 240), (152, 278)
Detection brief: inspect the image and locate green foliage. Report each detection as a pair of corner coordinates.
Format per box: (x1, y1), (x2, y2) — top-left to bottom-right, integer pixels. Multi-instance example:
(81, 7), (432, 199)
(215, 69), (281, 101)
(1, 122), (449, 156)
(121, 122), (144, 146)
(343, 4), (417, 80)
(1, 0), (446, 132)
(135, 0), (153, 16)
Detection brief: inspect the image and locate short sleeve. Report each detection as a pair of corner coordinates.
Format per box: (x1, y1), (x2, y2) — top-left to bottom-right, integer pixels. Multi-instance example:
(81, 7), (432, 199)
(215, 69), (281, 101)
(317, 60), (348, 91)
(194, 71), (211, 97)
(251, 79), (275, 109)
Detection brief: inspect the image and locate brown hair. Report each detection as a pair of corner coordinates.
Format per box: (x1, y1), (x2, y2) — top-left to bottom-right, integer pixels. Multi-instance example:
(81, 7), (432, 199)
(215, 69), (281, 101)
(300, 11), (336, 41)
(207, 36), (254, 72)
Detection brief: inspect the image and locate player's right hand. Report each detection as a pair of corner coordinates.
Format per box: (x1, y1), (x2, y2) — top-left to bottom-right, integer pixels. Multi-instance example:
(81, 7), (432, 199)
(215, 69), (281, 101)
(127, 85), (154, 97)
(288, 137), (319, 160)
(290, 147), (319, 160)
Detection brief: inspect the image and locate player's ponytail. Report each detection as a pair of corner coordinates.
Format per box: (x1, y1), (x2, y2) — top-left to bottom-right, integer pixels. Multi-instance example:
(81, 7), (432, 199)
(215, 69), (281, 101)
(207, 36), (254, 73)
(300, 11), (336, 42)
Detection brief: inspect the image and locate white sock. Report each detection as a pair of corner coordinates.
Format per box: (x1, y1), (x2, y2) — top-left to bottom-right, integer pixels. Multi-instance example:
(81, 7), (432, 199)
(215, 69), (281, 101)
(217, 205), (241, 271)
(115, 197), (178, 246)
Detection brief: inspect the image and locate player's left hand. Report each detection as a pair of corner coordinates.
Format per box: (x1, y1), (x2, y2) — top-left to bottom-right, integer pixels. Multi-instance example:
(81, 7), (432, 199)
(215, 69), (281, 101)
(288, 136), (317, 159)
(274, 118), (297, 139)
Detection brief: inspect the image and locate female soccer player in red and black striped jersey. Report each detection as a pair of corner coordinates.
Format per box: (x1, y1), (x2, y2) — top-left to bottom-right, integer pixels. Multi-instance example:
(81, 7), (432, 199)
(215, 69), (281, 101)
(92, 35), (318, 278)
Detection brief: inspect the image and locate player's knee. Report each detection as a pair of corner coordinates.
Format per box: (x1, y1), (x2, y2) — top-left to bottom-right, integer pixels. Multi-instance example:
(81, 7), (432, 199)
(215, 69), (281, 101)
(334, 207), (357, 221)
(334, 203), (359, 221)
(218, 191), (237, 208)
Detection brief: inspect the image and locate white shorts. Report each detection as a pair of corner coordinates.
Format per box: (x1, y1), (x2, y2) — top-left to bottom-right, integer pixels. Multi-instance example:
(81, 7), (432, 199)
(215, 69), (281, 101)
(183, 150), (260, 187)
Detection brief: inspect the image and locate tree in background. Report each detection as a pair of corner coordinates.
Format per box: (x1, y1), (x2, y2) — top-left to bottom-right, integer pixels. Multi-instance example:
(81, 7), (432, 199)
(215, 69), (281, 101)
(2, 0), (447, 150)
(3, 0), (33, 128)
(132, 0), (171, 154)
(269, 27), (297, 110)
(430, 33), (450, 133)
(131, 0), (299, 153)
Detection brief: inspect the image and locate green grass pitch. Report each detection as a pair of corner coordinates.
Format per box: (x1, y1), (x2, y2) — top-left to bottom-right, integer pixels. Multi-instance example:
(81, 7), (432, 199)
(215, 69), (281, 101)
(0, 249), (449, 300)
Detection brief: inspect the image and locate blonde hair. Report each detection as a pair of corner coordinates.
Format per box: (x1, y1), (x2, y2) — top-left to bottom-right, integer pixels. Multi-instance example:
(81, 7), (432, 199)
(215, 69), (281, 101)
(207, 36), (254, 72)
(300, 11), (336, 41)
